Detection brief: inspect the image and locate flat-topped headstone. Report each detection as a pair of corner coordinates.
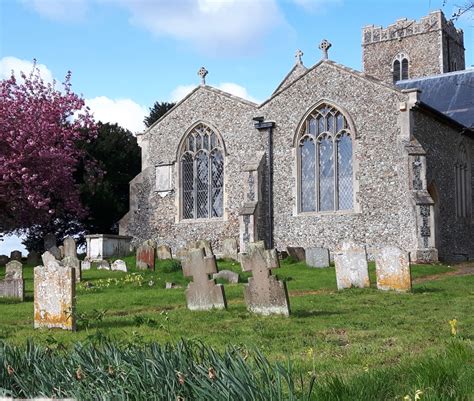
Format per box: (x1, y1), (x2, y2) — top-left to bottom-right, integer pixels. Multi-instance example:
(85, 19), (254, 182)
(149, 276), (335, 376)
(48, 246), (61, 260)
(0, 260), (24, 300)
(375, 246), (412, 292)
(81, 260), (91, 271)
(334, 241), (370, 290)
(34, 259), (76, 331)
(157, 244), (172, 260)
(63, 236), (77, 258)
(221, 238), (239, 260)
(286, 246), (305, 262)
(97, 260), (110, 270)
(10, 250), (22, 261)
(43, 233), (57, 251)
(111, 259), (127, 272)
(136, 241), (156, 270)
(212, 269), (239, 284)
(240, 242), (290, 316)
(182, 248), (226, 311)
(306, 247), (330, 268)
(0, 255), (9, 266)
(63, 255), (81, 282)
(27, 251), (40, 266)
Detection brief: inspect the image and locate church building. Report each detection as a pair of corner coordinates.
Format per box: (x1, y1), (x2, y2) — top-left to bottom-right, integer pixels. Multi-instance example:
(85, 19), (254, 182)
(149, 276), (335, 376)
(120, 10), (474, 262)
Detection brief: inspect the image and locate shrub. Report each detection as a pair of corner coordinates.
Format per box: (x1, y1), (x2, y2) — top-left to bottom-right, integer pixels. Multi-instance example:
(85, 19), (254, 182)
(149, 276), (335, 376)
(160, 258), (182, 273)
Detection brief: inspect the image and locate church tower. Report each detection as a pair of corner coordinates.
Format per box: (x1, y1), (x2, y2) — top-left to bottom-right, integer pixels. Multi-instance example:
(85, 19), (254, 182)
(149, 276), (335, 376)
(362, 10), (465, 84)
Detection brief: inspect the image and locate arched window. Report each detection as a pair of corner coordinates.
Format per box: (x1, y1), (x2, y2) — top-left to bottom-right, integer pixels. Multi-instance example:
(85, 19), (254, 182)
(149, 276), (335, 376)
(392, 53), (409, 83)
(455, 143), (470, 219)
(180, 124), (224, 219)
(298, 103), (353, 213)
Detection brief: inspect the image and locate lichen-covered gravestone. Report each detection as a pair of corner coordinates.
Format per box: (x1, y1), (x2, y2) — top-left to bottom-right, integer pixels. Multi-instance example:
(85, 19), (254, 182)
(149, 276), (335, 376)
(189, 240), (213, 257)
(240, 242), (290, 316)
(212, 269), (239, 284)
(81, 260), (91, 271)
(221, 238), (239, 260)
(286, 246), (305, 262)
(375, 246), (411, 292)
(0, 260), (24, 300)
(136, 240), (156, 270)
(334, 242), (370, 289)
(157, 245), (172, 260)
(97, 260), (110, 270)
(34, 254), (76, 331)
(10, 250), (22, 261)
(48, 246), (62, 260)
(306, 247), (330, 268)
(111, 259), (127, 272)
(63, 236), (78, 258)
(63, 255), (81, 282)
(182, 248), (226, 311)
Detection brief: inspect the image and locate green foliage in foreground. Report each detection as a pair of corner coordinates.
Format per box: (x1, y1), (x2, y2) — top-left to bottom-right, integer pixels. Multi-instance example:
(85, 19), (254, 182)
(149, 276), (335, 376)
(0, 338), (472, 401)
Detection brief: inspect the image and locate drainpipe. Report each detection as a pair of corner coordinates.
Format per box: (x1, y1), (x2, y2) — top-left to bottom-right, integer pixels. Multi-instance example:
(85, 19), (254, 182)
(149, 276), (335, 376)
(253, 117), (276, 249)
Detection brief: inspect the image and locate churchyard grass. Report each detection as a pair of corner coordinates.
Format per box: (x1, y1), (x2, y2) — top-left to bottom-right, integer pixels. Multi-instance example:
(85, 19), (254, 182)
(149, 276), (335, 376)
(0, 257), (472, 400)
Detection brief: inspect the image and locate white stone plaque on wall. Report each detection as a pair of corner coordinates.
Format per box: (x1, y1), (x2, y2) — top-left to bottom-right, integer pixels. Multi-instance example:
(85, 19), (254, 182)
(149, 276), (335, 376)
(156, 164), (172, 196)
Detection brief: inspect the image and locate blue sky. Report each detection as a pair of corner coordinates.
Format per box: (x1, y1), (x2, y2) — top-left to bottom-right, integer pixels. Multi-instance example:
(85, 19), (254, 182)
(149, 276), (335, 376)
(0, 0), (472, 254)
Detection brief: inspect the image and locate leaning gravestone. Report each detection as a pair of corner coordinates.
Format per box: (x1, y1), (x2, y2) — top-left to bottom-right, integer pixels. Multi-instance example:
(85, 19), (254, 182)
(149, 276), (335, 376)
(0, 255), (9, 266)
(10, 250), (22, 262)
(63, 236), (77, 258)
(136, 241), (156, 270)
(306, 247), (330, 268)
(334, 241), (370, 290)
(286, 246), (305, 262)
(0, 260), (24, 300)
(111, 259), (127, 272)
(63, 255), (81, 282)
(212, 269), (239, 284)
(48, 246), (61, 260)
(375, 246), (411, 292)
(182, 248), (226, 310)
(221, 238), (239, 260)
(43, 233), (56, 251)
(240, 242), (290, 316)
(97, 260), (110, 270)
(189, 240), (213, 257)
(34, 256), (76, 331)
(27, 251), (41, 266)
(157, 245), (172, 260)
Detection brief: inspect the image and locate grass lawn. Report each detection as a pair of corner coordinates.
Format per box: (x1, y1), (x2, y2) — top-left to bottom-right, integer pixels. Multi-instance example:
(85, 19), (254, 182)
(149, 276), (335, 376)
(0, 256), (473, 399)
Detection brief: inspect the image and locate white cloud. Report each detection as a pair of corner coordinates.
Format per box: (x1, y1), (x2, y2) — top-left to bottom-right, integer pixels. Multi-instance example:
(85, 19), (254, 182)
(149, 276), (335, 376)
(115, 0), (284, 54)
(20, 0), (88, 21)
(169, 82), (259, 103)
(0, 56), (54, 83)
(86, 96), (148, 133)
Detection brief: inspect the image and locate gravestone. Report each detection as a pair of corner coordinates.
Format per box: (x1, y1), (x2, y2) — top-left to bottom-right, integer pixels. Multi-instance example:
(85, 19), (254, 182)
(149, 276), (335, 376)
(111, 259), (127, 272)
(136, 241), (156, 270)
(334, 242), (370, 290)
(182, 248), (226, 310)
(286, 246), (305, 262)
(41, 251), (57, 267)
(0, 255), (9, 266)
(375, 246), (412, 292)
(63, 256), (81, 282)
(306, 247), (330, 268)
(63, 236), (77, 258)
(48, 246), (61, 260)
(240, 242), (290, 316)
(43, 233), (56, 251)
(175, 247), (188, 261)
(157, 244), (172, 260)
(212, 269), (239, 284)
(27, 251), (40, 266)
(221, 238), (239, 260)
(189, 240), (213, 257)
(81, 260), (91, 271)
(97, 260), (110, 270)
(0, 260), (24, 300)
(34, 258), (76, 331)
(10, 250), (22, 261)
(58, 245), (65, 259)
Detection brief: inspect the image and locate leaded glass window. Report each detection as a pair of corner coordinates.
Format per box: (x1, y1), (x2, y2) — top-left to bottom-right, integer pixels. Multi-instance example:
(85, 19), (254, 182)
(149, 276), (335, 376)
(298, 103), (353, 213)
(180, 124), (224, 219)
(393, 53), (409, 83)
(455, 144), (470, 219)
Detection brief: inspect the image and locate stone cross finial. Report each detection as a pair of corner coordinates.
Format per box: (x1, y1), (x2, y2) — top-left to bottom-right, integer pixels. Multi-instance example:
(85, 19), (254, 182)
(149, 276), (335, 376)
(319, 39), (332, 60)
(239, 242), (290, 316)
(295, 49), (303, 65)
(198, 66), (208, 85)
(182, 248), (226, 310)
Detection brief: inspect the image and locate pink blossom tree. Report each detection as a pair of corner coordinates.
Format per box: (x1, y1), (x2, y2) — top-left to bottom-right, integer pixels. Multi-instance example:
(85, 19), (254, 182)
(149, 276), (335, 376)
(0, 63), (98, 233)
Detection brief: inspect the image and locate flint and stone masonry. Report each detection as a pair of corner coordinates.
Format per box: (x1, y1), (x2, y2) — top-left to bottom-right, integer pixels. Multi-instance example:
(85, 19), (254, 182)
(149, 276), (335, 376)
(119, 10), (473, 263)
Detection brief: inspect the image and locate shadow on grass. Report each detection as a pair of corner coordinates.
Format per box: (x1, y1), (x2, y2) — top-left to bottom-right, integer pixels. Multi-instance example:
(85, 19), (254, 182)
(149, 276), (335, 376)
(412, 286), (444, 294)
(291, 309), (344, 318)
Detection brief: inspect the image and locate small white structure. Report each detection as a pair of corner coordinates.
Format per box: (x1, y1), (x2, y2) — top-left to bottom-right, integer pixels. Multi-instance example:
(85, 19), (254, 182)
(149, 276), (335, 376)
(85, 234), (132, 261)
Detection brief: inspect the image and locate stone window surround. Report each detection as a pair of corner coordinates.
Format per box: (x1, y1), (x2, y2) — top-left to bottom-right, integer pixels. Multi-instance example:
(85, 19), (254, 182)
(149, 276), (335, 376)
(391, 52), (410, 81)
(292, 99), (361, 217)
(174, 121), (229, 224)
(454, 139), (472, 222)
